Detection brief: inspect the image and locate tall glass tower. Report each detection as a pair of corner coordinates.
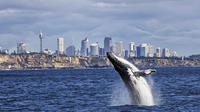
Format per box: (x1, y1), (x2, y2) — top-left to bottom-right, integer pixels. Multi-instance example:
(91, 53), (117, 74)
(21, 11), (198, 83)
(81, 38), (89, 56)
(104, 37), (112, 55)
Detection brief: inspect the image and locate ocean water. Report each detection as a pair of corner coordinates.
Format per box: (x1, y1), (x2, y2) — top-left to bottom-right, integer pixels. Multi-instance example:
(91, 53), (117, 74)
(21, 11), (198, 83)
(0, 67), (200, 112)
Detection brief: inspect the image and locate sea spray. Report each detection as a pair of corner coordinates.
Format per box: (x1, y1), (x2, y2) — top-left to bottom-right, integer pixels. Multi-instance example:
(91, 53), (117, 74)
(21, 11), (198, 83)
(146, 76), (162, 105)
(110, 76), (156, 106)
(110, 81), (132, 106)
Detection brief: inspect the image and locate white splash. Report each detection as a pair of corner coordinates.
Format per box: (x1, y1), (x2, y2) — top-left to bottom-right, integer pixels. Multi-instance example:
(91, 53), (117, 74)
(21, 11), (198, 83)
(146, 76), (162, 105)
(110, 81), (132, 106)
(110, 76), (156, 106)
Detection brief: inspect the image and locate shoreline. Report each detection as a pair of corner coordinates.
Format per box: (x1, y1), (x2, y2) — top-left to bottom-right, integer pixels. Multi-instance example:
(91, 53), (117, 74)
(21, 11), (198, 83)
(1, 66), (200, 71)
(0, 53), (200, 70)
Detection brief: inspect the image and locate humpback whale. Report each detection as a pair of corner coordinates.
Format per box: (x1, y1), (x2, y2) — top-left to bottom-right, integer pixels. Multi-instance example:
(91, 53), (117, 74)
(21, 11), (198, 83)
(107, 52), (156, 105)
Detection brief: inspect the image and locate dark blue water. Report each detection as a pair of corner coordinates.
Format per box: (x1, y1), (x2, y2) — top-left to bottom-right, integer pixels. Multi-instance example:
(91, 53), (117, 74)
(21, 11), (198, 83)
(0, 67), (200, 112)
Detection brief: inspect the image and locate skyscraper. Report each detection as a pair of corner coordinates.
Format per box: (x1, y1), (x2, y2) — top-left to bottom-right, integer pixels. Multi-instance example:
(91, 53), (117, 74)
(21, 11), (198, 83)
(104, 37), (112, 55)
(114, 41), (124, 57)
(57, 37), (64, 55)
(99, 47), (104, 56)
(137, 43), (148, 57)
(66, 45), (76, 56)
(17, 42), (26, 54)
(172, 51), (178, 57)
(137, 46), (145, 57)
(155, 47), (161, 57)
(125, 50), (129, 58)
(162, 48), (170, 57)
(81, 38), (89, 56)
(148, 44), (154, 57)
(90, 43), (99, 56)
(76, 49), (81, 56)
(129, 42), (135, 57)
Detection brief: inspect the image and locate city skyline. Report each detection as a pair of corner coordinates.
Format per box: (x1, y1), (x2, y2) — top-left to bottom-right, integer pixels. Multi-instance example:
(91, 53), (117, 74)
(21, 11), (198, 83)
(10, 36), (178, 58)
(0, 0), (200, 56)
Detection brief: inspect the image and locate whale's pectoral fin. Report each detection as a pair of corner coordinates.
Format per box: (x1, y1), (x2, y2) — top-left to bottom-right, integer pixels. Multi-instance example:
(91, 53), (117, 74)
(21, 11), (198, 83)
(134, 69), (156, 77)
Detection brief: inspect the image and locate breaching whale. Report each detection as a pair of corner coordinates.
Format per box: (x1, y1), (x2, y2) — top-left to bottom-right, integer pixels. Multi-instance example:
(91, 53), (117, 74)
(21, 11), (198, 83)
(107, 52), (156, 105)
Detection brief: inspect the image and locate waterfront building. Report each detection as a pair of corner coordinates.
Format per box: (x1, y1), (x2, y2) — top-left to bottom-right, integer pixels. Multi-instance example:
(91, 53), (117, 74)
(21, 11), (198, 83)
(147, 44), (154, 57)
(125, 50), (129, 58)
(66, 45), (76, 56)
(129, 42), (135, 57)
(90, 43), (99, 56)
(137, 46), (145, 57)
(172, 51), (178, 57)
(99, 47), (104, 56)
(43, 49), (52, 55)
(76, 49), (81, 56)
(104, 37), (112, 55)
(57, 37), (64, 55)
(136, 43), (148, 57)
(81, 38), (89, 56)
(2, 49), (9, 54)
(17, 42), (26, 54)
(111, 46), (115, 53)
(114, 41), (124, 57)
(162, 48), (170, 57)
(155, 47), (161, 57)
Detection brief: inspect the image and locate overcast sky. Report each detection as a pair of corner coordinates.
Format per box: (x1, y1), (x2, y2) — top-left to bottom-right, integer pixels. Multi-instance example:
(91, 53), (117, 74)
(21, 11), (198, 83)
(0, 0), (200, 56)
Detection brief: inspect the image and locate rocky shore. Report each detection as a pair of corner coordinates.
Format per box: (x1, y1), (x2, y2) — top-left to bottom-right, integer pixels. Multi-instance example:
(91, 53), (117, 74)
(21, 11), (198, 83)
(0, 53), (199, 70)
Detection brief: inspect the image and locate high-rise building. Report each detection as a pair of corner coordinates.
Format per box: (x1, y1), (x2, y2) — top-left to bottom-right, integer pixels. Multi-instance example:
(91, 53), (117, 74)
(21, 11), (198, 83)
(81, 38), (89, 56)
(99, 47), (104, 56)
(111, 46), (115, 53)
(2, 49), (9, 54)
(172, 51), (178, 57)
(39, 32), (43, 53)
(114, 41), (124, 57)
(155, 47), (161, 57)
(17, 42), (26, 54)
(57, 37), (64, 55)
(90, 43), (99, 56)
(104, 37), (112, 55)
(66, 45), (76, 56)
(137, 43), (148, 57)
(76, 49), (81, 56)
(148, 44), (154, 57)
(137, 46), (145, 57)
(162, 48), (170, 57)
(125, 50), (129, 58)
(129, 42), (135, 57)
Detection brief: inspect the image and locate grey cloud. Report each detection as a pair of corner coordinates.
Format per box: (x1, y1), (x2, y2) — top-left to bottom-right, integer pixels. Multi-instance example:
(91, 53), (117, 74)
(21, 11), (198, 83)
(0, 0), (200, 56)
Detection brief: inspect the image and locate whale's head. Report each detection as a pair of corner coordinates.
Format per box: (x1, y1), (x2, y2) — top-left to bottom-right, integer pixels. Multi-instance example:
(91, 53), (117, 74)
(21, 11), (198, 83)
(107, 52), (155, 79)
(107, 52), (139, 81)
(107, 52), (131, 71)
